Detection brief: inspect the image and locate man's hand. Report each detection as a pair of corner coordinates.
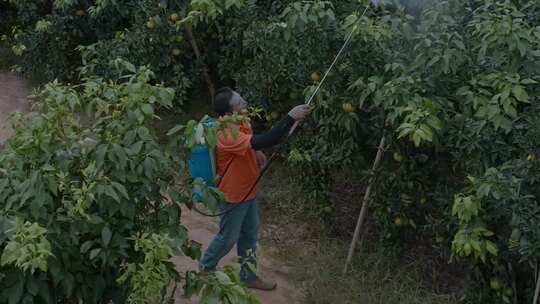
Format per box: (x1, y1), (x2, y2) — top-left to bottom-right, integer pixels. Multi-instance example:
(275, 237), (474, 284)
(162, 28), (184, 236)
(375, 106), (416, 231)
(288, 104), (311, 121)
(256, 150), (267, 169)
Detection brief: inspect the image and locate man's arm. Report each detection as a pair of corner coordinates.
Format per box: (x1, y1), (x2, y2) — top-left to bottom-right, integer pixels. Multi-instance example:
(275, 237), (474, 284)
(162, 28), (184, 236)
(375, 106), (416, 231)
(250, 104), (310, 150)
(250, 115), (295, 150)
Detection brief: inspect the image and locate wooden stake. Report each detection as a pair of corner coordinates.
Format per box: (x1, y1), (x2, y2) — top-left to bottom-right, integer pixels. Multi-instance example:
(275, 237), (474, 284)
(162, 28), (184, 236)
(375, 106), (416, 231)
(343, 136), (386, 274)
(533, 266), (540, 304)
(184, 24), (215, 101)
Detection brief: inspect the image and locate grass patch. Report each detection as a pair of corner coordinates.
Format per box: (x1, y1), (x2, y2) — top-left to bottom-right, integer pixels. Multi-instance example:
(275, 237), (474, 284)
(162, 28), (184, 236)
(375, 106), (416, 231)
(275, 238), (459, 304)
(258, 164), (461, 304)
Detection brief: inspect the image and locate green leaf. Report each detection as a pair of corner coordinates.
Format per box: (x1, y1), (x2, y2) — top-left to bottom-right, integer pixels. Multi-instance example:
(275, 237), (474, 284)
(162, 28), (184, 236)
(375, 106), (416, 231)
(112, 143), (127, 165)
(37, 279), (52, 304)
(512, 85), (528, 102)
(141, 104), (154, 115)
(8, 279), (24, 304)
(418, 124), (434, 142)
(111, 182), (129, 199)
(63, 273), (75, 297)
(485, 241), (498, 256)
(463, 243), (472, 255)
(46, 176), (57, 196)
(137, 127), (150, 139)
(27, 277), (39, 295)
(128, 141), (143, 155)
(521, 78), (537, 85)
(231, 126), (239, 139)
(454, 39), (465, 50)
(143, 157), (154, 178)
(167, 124), (184, 136)
(95, 144), (108, 168)
(104, 186), (120, 202)
(412, 132), (422, 147)
(471, 241), (481, 253)
(1, 242), (17, 266)
(123, 61), (136, 73)
(0, 179), (9, 194)
(427, 116), (442, 130)
(80, 241), (93, 253)
(483, 230), (495, 237)
(427, 55), (440, 67)
(89, 248), (101, 260)
(397, 124), (413, 139)
(101, 226), (112, 247)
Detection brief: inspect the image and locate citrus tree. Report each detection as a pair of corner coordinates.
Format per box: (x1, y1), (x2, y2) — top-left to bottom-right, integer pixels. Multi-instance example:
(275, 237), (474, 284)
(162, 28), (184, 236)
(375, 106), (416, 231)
(192, 0), (540, 302)
(0, 61), (258, 304)
(2, 0), (540, 303)
(0, 0), (235, 103)
(314, 1), (539, 302)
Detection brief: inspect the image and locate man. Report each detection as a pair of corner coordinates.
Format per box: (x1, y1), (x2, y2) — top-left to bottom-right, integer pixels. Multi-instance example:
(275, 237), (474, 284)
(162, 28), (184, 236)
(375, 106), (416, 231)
(199, 87), (310, 290)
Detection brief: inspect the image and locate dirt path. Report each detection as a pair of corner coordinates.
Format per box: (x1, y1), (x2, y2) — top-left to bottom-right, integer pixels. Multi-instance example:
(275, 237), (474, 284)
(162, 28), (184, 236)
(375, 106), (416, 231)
(173, 208), (304, 303)
(0, 72), (303, 303)
(0, 72), (29, 145)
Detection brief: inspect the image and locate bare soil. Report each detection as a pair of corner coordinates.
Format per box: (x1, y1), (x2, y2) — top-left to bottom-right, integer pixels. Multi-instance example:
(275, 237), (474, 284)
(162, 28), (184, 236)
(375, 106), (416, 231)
(173, 208), (304, 303)
(0, 72), (29, 145)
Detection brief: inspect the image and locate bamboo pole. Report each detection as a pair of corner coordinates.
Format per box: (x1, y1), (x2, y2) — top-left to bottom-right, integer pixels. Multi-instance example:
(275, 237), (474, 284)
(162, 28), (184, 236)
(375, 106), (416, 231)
(343, 136), (386, 274)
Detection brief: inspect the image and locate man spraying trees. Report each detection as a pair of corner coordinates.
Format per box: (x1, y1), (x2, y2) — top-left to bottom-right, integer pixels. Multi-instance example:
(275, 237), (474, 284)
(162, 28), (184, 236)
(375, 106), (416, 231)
(198, 87), (310, 290)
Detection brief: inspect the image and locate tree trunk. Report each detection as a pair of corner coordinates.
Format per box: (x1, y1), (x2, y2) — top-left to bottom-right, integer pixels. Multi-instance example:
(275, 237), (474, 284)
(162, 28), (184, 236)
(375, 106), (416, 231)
(185, 24), (215, 102)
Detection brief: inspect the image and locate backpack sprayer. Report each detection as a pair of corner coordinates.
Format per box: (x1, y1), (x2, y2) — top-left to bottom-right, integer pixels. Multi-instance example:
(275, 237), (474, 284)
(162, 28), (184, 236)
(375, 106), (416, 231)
(188, 0), (379, 217)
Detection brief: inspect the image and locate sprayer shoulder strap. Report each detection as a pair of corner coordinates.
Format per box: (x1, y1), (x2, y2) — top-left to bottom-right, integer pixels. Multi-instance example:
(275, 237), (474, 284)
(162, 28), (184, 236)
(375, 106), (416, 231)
(215, 154), (235, 187)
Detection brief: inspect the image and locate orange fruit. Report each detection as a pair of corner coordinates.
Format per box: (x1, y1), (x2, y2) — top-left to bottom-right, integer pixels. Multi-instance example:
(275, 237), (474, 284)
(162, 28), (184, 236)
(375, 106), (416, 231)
(146, 19), (156, 29)
(289, 91), (299, 100)
(169, 13), (180, 22)
(311, 72), (321, 82)
(342, 103), (354, 113)
(490, 277), (503, 290)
